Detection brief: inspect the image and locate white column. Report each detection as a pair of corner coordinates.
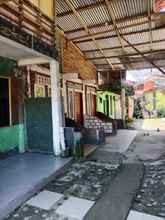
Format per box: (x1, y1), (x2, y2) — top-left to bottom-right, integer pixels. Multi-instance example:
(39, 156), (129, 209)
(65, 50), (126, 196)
(63, 79), (68, 117)
(82, 82), (86, 116)
(50, 60), (62, 156)
(121, 88), (126, 126)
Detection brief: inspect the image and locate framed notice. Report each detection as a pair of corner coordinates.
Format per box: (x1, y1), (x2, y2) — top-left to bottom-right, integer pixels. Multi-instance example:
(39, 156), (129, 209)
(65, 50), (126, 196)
(34, 84), (45, 97)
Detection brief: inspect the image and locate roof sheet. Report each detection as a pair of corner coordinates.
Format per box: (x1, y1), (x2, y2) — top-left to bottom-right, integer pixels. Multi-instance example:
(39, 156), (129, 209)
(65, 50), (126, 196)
(57, 0), (165, 71)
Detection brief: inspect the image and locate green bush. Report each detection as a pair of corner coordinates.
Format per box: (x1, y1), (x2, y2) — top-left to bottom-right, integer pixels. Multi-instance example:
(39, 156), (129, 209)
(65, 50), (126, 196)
(157, 108), (165, 118)
(126, 118), (134, 123)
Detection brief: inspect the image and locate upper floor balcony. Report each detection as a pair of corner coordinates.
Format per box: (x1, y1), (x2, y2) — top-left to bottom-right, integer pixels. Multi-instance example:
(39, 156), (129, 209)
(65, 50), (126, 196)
(0, 0), (58, 59)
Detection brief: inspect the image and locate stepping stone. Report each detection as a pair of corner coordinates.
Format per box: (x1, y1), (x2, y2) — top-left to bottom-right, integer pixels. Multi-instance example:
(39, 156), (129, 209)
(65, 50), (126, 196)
(26, 190), (64, 210)
(127, 210), (164, 220)
(56, 196), (95, 220)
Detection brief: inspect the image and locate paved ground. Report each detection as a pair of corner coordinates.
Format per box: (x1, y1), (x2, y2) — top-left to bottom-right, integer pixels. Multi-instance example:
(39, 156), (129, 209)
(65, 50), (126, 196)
(84, 163), (143, 220)
(0, 153), (71, 220)
(129, 118), (165, 131)
(4, 129), (165, 220)
(127, 132), (165, 218)
(5, 130), (138, 220)
(124, 131), (165, 219)
(105, 130), (138, 153)
(6, 155), (122, 220)
(125, 131), (165, 163)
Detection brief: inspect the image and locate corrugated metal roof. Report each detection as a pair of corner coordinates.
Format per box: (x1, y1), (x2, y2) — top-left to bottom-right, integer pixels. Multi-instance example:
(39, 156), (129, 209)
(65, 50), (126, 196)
(57, 0), (165, 71)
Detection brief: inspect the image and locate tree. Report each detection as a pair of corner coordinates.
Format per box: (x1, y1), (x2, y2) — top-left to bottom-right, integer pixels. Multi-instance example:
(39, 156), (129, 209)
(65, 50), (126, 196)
(133, 98), (143, 119)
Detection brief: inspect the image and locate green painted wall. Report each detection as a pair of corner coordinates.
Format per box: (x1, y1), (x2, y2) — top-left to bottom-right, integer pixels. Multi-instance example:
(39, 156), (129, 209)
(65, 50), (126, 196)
(0, 58), (16, 76)
(0, 59), (26, 153)
(97, 91), (116, 119)
(144, 90), (165, 111)
(0, 124), (25, 153)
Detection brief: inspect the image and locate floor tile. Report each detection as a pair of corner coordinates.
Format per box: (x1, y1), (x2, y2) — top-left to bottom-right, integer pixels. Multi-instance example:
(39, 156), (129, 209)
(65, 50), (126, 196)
(56, 196), (95, 220)
(127, 210), (164, 220)
(26, 190), (64, 210)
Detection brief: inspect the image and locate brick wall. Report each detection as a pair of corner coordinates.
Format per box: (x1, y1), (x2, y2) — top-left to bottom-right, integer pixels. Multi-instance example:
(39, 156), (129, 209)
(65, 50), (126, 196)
(58, 33), (97, 80)
(84, 115), (113, 134)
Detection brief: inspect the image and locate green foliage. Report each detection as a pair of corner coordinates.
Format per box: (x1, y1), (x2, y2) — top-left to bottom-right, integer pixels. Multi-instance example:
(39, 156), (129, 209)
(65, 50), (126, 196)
(99, 81), (122, 94)
(126, 118), (134, 123)
(124, 85), (135, 97)
(157, 108), (165, 118)
(133, 99), (143, 119)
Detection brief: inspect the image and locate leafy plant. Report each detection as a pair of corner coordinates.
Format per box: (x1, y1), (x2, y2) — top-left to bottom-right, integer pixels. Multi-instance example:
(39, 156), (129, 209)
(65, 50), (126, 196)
(157, 108), (165, 118)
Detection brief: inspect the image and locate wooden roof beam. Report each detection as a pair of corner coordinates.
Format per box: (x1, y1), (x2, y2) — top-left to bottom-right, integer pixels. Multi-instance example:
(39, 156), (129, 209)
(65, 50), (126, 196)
(104, 0), (125, 51)
(0, 0), (11, 5)
(120, 35), (165, 75)
(95, 57), (165, 66)
(83, 39), (165, 53)
(63, 0), (114, 69)
(64, 12), (154, 34)
(97, 65), (165, 71)
(74, 25), (165, 43)
(57, 0), (105, 17)
(70, 19), (155, 41)
(88, 49), (165, 60)
(148, 0), (153, 54)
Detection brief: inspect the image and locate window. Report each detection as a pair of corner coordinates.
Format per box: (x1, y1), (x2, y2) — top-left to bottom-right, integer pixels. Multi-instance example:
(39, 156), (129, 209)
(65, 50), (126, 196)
(0, 78), (10, 127)
(106, 95), (109, 117)
(110, 95), (113, 116)
(113, 96), (116, 118)
(68, 90), (74, 119)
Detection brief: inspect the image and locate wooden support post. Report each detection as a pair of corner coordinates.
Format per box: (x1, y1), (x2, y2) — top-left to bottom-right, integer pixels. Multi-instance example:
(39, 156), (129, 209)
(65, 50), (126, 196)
(52, 0), (56, 48)
(18, 0), (24, 30)
(37, 0), (42, 40)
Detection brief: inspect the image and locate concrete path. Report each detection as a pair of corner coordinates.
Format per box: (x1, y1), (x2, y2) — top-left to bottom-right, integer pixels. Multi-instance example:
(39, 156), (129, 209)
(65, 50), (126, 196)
(84, 163), (144, 220)
(104, 130), (138, 153)
(129, 118), (165, 131)
(0, 153), (71, 220)
(126, 131), (165, 162)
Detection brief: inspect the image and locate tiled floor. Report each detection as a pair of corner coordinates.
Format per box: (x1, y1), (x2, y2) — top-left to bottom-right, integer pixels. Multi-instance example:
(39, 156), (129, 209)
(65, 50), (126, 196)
(26, 190), (64, 210)
(0, 153), (71, 220)
(56, 196), (95, 219)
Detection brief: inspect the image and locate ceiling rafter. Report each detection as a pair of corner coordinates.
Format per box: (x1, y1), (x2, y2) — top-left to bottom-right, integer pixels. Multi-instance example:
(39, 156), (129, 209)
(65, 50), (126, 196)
(88, 49), (165, 60)
(95, 57), (165, 66)
(97, 64), (165, 71)
(63, 0), (114, 69)
(73, 25), (165, 43)
(65, 12), (153, 34)
(104, 0), (128, 69)
(70, 19), (155, 41)
(0, 0), (11, 5)
(148, 0), (153, 54)
(56, 0), (165, 72)
(120, 35), (165, 75)
(104, 0), (125, 51)
(57, 0), (105, 17)
(83, 39), (165, 53)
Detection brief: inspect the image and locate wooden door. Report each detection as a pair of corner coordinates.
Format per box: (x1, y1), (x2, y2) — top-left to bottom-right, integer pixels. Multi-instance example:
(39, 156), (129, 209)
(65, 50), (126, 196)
(25, 98), (53, 153)
(74, 92), (83, 125)
(91, 94), (96, 116)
